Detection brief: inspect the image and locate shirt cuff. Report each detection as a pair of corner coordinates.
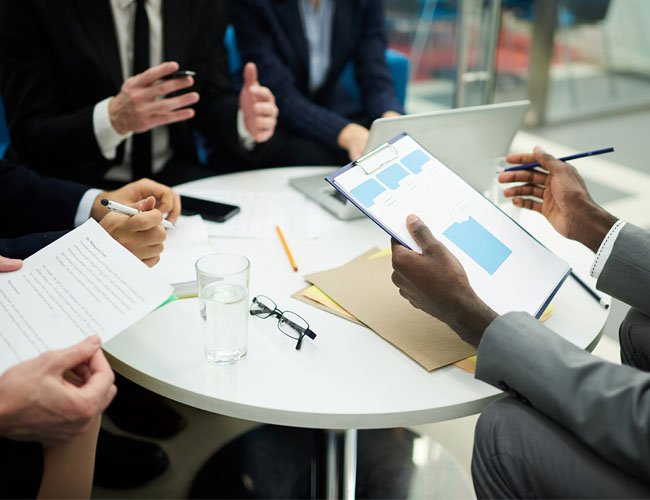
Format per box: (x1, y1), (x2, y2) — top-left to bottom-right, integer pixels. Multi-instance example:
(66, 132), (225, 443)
(93, 98), (132, 159)
(590, 219), (626, 279)
(75, 188), (103, 227)
(237, 109), (256, 151)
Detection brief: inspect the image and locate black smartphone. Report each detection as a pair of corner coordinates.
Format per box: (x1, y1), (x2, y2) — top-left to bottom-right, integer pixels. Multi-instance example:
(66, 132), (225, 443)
(180, 195), (240, 223)
(162, 70), (196, 80)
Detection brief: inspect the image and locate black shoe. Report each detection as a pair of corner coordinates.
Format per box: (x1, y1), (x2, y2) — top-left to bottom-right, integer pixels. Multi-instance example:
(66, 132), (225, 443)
(94, 429), (170, 489)
(105, 373), (187, 439)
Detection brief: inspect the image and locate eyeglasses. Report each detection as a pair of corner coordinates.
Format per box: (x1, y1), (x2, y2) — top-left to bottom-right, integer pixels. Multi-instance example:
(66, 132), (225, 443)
(250, 295), (317, 350)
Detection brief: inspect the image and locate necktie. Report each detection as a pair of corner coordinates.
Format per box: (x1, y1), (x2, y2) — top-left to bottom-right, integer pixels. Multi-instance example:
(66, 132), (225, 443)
(131, 0), (152, 179)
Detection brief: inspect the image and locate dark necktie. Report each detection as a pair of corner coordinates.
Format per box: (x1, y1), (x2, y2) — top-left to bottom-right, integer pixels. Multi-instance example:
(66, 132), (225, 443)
(131, 0), (152, 179)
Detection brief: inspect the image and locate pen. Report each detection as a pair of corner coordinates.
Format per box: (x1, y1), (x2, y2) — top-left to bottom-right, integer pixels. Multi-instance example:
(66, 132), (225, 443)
(101, 199), (175, 229)
(570, 271), (609, 309)
(504, 147), (615, 172)
(275, 225), (298, 272)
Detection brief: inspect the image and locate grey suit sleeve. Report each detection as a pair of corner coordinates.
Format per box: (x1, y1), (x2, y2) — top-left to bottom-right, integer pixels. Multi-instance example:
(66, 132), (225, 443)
(597, 223), (650, 316)
(475, 311), (650, 482)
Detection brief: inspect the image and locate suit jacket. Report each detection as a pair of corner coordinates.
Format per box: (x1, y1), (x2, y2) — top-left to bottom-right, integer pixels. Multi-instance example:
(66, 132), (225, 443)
(476, 223), (650, 482)
(0, 161), (88, 258)
(231, 0), (403, 150)
(0, 0), (240, 184)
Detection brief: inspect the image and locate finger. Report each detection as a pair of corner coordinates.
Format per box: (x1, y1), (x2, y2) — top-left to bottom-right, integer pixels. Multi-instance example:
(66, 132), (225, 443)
(498, 169), (548, 186)
(253, 101), (278, 117)
(533, 146), (563, 174)
(145, 108), (196, 129)
(133, 61), (179, 87)
(252, 117), (276, 132)
(242, 62), (258, 88)
(0, 256), (23, 272)
(405, 214), (437, 255)
(126, 208), (164, 231)
(145, 92), (200, 115)
(142, 255), (161, 268)
(503, 184), (545, 199)
(71, 362), (92, 383)
(151, 75), (195, 98)
(50, 336), (102, 372)
(512, 196), (543, 213)
(132, 242), (165, 261)
(167, 190), (182, 223)
(79, 369), (117, 414)
(249, 85), (274, 103)
(505, 151), (537, 165)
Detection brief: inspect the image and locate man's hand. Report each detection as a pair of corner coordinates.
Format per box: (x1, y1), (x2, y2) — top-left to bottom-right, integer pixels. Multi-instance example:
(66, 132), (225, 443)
(109, 61), (200, 135)
(0, 256), (22, 272)
(91, 178), (182, 223)
(99, 196), (166, 267)
(501, 147), (618, 252)
(238, 62), (278, 143)
(0, 336), (116, 446)
(391, 215), (497, 346)
(382, 110), (401, 119)
(337, 123), (370, 161)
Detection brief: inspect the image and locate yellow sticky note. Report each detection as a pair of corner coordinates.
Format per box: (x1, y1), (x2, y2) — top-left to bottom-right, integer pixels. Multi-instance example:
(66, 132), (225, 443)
(302, 285), (357, 321)
(368, 248), (391, 260)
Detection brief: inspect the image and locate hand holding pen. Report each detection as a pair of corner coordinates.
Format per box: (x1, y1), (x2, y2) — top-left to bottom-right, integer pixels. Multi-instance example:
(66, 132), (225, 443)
(101, 199), (175, 229)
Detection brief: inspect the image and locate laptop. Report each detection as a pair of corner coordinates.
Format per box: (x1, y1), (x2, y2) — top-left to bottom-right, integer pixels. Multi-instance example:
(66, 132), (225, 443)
(289, 100), (530, 220)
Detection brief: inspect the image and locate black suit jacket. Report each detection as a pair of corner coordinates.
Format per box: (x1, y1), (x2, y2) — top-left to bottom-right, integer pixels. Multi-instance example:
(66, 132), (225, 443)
(0, 0), (240, 184)
(231, 0), (403, 149)
(0, 161), (88, 259)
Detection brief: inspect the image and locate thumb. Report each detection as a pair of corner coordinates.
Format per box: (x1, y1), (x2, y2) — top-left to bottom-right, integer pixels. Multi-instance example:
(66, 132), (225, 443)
(50, 336), (102, 372)
(533, 146), (557, 172)
(0, 256), (23, 272)
(406, 214), (437, 254)
(133, 196), (156, 212)
(243, 62), (258, 88)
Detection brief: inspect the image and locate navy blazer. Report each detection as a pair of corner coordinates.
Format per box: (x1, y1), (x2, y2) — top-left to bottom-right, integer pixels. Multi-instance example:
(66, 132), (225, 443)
(231, 0), (403, 150)
(0, 161), (88, 259)
(0, 0), (240, 184)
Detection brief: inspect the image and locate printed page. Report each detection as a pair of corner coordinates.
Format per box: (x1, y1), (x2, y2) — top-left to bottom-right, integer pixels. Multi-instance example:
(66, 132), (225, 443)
(331, 134), (570, 317)
(0, 219), (173, 374)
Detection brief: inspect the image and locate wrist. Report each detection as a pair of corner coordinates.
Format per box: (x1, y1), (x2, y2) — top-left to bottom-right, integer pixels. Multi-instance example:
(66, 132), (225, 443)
(450, 296), (498, 347)
(572, 203), (618, 253)
(108, 96), (128, 135)
(90, 191), (110, 221)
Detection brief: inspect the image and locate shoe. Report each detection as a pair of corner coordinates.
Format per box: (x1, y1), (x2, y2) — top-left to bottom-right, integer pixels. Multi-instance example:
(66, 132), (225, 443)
(93, 429), (169, 489)
(105, 373), (187, 439)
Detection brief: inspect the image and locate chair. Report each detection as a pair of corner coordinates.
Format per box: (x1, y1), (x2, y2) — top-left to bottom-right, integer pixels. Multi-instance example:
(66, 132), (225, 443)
(0, 98), (9, 159)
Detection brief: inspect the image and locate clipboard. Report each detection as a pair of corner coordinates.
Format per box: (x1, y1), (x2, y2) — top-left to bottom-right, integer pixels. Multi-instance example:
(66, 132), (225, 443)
(325, 132), (571, 319)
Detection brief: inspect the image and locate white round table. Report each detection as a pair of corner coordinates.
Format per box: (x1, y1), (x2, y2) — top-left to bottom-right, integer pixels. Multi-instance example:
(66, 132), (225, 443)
(104, 167), (610, 498)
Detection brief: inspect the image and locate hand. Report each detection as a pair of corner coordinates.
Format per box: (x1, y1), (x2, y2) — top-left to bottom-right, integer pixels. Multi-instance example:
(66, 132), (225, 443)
(0, 255), (22, 272)
(0, 336), (116, 446)
(238, 62), (278, 143)
(109, 61), (200, 135)
(501, 147), (618, 252)
(337, 123), (370, 161)
(91, 178), (182, 224)
(99, 196), (166, 267)
(391, 215), (497, 346)
(382, 110), (401, 119)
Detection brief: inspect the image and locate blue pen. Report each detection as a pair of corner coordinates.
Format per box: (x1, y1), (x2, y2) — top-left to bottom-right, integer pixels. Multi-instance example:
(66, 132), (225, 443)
(504, 147), (615, 172)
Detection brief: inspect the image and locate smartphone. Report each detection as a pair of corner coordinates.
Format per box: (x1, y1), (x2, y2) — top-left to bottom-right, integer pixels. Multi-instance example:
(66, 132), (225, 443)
(162, 70), (196, 80)
(180, 195), (240, 222)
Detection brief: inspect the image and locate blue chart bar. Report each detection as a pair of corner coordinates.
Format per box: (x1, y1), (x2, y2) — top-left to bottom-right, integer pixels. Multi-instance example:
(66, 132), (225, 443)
(350, 179), (386, 208)
(401, 149), (429, 174)
(377, 163), (409, 189)
(443, 217), (512, 275)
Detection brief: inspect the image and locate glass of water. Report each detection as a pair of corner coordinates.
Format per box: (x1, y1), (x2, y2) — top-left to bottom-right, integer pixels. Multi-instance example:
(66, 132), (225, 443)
(195, 254), (250, 364)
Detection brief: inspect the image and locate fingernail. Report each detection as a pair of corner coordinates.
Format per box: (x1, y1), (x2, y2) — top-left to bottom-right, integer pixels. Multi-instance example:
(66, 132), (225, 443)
(87, 336), (101, 346)
(162, 212), (169, 219)
(534, 146), (546, 154)
(406, 214), (420, 224)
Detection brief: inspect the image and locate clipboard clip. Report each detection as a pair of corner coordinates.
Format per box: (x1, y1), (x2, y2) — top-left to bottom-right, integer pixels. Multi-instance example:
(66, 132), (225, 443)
(354, 143), (399, 175)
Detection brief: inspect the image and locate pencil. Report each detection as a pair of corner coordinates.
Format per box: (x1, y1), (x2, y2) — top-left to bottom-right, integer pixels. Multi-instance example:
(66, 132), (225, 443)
(504, 147), (614, 172)
(276, 225), (298, 272)
(570, 271), (609, 309)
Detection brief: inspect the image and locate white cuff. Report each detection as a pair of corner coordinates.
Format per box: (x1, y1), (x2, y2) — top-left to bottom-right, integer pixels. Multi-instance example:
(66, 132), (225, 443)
(93, 98), (132, 160)
(590, 220), (626, 279)
(75, 188), (103, 227)
(237, 109), (256, 151)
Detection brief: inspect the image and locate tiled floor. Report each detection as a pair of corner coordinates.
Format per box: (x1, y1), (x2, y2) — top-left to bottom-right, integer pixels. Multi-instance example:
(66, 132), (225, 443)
(94, 106), (650, 498)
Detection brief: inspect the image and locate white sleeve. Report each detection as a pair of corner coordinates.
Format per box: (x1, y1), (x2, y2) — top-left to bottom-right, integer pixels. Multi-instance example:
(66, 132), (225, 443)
(93, 97), (132, 160)
(74, 188), (103, 227)
(590, 219), (626, 279)
(237, 109), (256, 151)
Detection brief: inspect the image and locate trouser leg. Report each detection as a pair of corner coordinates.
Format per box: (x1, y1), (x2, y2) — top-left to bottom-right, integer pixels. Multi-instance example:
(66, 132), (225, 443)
(471, 397), (650, 499)
(619, 308), (650, 371)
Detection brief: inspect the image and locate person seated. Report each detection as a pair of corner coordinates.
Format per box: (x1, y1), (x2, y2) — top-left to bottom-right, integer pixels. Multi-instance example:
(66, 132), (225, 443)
(0, 160), (178, 489)
(0, 0), (279, 187)
(0, 161), (177, 496)
(231, 0), (404, 165)
(390, 147), (650, 497)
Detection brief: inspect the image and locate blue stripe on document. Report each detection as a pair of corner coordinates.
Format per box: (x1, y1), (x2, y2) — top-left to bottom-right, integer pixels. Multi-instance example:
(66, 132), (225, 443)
(401, 149), (429, 174)
(377, 163), (409, 189)
(350, 179), (386, 208)
(443, 217), (512, 274)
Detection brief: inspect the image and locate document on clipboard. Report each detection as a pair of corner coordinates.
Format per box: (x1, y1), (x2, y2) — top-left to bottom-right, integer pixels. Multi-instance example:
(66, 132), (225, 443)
(325, 132), (570, 319)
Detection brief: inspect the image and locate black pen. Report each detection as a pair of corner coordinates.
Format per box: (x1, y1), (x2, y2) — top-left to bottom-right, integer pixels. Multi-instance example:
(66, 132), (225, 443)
(570, 271), (608, 309)
(504, 147), (615, 172)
